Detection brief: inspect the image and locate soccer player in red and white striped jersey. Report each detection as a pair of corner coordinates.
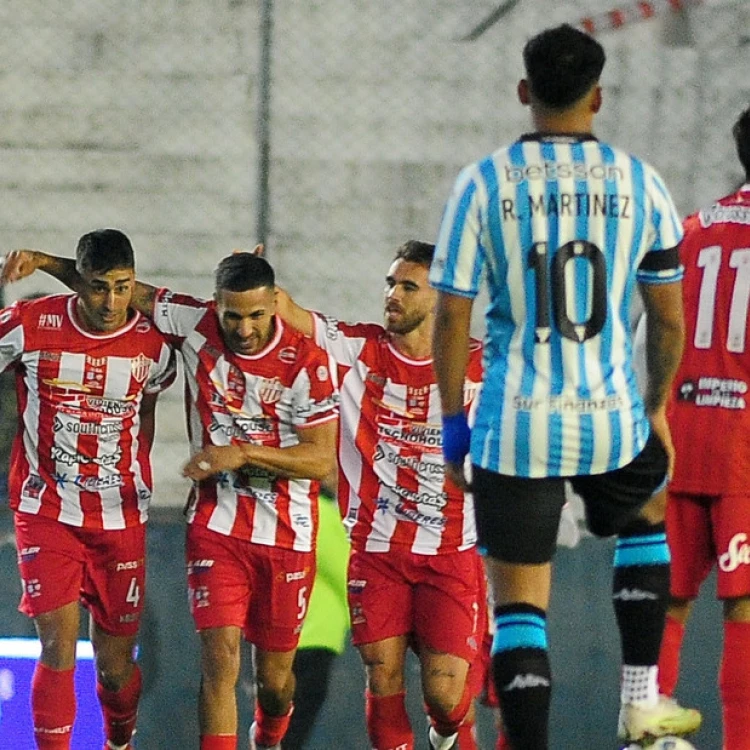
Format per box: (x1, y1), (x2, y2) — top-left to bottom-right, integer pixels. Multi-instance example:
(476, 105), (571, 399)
(277, 240), (483, 750)
(3, 249), (338, 750)
(0, 229), (176, 750)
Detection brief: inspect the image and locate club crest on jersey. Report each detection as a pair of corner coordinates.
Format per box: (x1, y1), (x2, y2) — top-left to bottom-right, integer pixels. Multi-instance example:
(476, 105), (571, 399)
(406, 384), (429, 417)
(130, 354), (152, 383)
(278, 346), (297, 364)
(259, 377), (284, 404)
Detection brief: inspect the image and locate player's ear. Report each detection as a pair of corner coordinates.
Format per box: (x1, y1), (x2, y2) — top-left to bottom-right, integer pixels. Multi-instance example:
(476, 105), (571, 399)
(591, 85), (602, 114)
(518, 79), (531, 106)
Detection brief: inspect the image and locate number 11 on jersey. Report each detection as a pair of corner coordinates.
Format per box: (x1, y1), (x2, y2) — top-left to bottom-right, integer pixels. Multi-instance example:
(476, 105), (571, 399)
(694, 245), (750, 353)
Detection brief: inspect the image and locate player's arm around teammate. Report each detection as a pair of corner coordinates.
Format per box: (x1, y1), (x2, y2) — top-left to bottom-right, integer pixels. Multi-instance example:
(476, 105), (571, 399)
(275, 242), (485, 750)
(3, 248), (339, 750)
(1, 248), (159, 316)
(1, 231), (176, 750)
(164, 256), (338, 750)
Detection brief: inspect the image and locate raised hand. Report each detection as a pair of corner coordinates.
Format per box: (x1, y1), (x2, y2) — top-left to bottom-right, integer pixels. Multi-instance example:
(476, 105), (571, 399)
(0, 249), (42, 286)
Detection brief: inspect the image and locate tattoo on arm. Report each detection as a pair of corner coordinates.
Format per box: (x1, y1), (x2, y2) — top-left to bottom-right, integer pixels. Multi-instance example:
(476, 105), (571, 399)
(39, 255), (83, 292)
(644, 320), (682, 412)
(641, 280), (685, 414)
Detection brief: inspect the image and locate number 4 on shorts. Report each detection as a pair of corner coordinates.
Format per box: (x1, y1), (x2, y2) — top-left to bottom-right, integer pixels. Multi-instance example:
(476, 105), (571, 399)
(126, 576), (141, 608)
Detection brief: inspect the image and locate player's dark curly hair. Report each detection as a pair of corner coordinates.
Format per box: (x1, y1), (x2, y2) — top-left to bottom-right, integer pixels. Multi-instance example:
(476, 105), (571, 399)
(523, 24), (605, 110)
(733, 106), (750, 180)
(393, 240), (435, 268)
(76, 229), (135, 274)
(215, 252), (275, 292)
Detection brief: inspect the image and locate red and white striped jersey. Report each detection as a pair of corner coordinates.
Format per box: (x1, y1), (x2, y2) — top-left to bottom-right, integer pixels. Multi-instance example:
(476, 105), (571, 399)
(668, 185), (750, 495)
(0, 294), (176, 530)
(154, 290), (338, 551)
(313, 314), (483, 555)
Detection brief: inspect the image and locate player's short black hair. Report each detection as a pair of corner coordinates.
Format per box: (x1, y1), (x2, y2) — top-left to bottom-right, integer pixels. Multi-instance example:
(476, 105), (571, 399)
(393, 240), (435, 268)
(733, 106), (750, 180)
(214, 252), (275, 293)
(76, 229), (135, 275)
(523, 24), (606, 110)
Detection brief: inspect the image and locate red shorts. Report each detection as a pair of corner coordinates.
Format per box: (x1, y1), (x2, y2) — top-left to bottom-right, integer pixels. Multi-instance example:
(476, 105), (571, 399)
(667, 491), (750, 600)
(186, 523), (315, 652)
(14, 512), (146, 637)
(474, 630), (499, 707)
(347, 546), (483, 663)
(466, 573), (491, 701)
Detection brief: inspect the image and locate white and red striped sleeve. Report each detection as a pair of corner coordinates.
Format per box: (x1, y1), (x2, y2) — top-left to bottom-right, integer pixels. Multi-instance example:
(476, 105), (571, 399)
(0, 302), (25, 372)
(312, 313), (382, 367)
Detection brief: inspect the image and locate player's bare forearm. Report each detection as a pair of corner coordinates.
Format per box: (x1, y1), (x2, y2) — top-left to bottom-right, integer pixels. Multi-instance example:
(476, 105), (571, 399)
(275, 286), (314, 337)
(1, 250), (82, 291)
(1, 249), (158, 319)
(138, 392), (158, 451)
(433, 292), (474, 415)
(640, 280), (685, 414)
(183, 420), (338, 481)
(240, 420), (337, 479)
(131, 281), (159, 317)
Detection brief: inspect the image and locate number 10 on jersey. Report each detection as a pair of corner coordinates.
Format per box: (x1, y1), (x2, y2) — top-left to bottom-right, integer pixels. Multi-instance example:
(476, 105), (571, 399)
(529, 240), (608, 344)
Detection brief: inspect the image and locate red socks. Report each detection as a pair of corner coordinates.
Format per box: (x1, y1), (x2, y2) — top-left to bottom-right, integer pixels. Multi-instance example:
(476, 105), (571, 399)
(429, 684), (472, 738)
(365, 690), (413, 750)
(31, 663), (76, 749)
(721, 620), (750, 750)
(456, 718), (477, 750)
(200, 736), (236, 750)
(97, 664), (142, 748)
(253, 703), (293, 748)
(657, 614), (685, 697)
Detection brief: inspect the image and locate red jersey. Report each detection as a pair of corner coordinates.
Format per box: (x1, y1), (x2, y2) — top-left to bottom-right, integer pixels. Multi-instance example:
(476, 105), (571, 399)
(0, 294), (176, 529)
(668, 185), (750, 494)
(153, 291), (338, 552)
(313, 314), (483, 555)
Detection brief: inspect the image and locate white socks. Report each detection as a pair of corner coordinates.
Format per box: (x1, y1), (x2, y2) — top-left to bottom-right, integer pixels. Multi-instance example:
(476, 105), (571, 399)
(428, 726), (458, 750)
(621, 664), (659, 707)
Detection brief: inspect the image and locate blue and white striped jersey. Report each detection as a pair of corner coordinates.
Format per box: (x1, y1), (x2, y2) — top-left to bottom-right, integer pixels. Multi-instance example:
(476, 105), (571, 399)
(430, 134), (683, 478)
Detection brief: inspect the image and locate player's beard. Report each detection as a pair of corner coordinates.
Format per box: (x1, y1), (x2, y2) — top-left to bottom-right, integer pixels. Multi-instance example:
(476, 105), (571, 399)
(384, 308), (425, 335)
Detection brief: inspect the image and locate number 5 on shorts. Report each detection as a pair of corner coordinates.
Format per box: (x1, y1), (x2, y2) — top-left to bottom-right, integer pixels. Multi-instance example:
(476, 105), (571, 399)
(126, 576), (141, 608)
(297, 586), (308, 620)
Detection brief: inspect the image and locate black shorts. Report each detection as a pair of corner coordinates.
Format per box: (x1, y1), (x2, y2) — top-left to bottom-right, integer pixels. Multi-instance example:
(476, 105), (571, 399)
(472, 431), (668, 564)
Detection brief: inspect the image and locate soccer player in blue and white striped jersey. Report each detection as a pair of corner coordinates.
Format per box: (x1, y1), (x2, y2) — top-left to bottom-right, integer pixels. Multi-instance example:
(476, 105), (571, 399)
(430, 24), (701, 749)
